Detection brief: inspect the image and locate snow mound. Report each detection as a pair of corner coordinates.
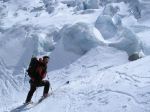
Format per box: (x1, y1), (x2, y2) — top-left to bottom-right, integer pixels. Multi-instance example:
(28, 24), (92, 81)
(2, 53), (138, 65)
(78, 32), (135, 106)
(60, 23), (105, 55)
(48, 22), (106, 71)
(84, 0), (100, 9)
(48, 36), (81, 71)
(95, 15), (142, 56)
(109, 27), (142, 56)
(95, 15), (117, 40)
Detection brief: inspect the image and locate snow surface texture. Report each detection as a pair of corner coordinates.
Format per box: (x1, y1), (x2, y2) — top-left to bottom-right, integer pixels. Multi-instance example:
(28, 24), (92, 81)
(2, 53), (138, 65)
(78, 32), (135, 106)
(0, 0), (150, 112)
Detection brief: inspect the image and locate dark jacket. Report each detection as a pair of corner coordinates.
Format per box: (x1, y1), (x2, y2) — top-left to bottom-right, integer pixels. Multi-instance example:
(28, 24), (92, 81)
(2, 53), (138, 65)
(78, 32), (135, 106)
(32, 61), (47, 82)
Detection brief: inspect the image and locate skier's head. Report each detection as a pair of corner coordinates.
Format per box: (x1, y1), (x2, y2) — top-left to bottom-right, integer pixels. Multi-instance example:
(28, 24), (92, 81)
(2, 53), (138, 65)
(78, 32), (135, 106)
(43, 56), (49, 64)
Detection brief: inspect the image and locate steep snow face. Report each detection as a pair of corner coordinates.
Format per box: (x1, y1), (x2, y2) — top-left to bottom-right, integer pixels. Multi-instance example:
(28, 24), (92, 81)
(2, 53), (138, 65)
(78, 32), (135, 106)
(0, 25), (57, 68)
(0, 26), (33, 68)
(48, 36), (81, 71)
(0, 1), (101, 104)
(0, 0), (150, 112)
(60, 23), (104, 55)
(9, 47), (150, 112)
(8, 46), (129, 112)
(0, 24), (59, 110)
(48, 22), (106, 71)
(0, 25), (58, 103)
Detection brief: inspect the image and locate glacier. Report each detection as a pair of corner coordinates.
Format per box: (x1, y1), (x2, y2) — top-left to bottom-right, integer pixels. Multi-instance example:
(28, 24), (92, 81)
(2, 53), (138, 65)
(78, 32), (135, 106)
(0, 0), (150, 112)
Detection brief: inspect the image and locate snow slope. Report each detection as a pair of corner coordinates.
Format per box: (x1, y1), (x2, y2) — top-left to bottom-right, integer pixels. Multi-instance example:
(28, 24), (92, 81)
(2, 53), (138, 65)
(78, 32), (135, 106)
(8, 46), (150, 112)
(0, 0), (150, 112)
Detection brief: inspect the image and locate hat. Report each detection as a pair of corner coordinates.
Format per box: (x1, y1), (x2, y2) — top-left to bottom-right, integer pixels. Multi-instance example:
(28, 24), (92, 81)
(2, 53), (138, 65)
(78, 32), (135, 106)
(43, 56), (49, 59)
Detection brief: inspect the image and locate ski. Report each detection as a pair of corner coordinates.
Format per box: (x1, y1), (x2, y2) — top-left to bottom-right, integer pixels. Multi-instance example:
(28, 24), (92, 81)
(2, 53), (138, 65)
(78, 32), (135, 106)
(10, 102), (34, 112)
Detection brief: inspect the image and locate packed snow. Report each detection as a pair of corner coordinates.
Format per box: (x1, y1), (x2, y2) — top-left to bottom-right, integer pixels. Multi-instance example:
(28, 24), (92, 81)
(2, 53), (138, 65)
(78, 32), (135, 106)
(0, 0), (150, 112)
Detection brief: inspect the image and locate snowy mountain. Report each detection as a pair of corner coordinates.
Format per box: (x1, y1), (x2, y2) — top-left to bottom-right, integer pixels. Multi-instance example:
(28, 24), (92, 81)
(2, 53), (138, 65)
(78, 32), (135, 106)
(0, 0), (150, 112)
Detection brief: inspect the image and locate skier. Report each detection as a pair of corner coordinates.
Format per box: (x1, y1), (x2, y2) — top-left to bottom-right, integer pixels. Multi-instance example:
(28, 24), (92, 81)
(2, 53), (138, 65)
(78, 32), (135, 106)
(25, 56), (50, 104)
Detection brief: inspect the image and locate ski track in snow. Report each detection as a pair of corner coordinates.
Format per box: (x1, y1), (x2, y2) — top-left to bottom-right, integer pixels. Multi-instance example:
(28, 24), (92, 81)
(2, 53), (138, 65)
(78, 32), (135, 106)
(1, 0), (150, 112)
(5, 56), (150, 112)
(3, 48), (150, 112)
(105, 89), (148, 105)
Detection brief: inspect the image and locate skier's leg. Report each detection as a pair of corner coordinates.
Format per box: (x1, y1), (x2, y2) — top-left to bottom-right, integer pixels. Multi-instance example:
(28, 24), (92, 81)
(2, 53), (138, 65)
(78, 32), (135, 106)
(43, 80), (50, 96)
(25, 82), (37, 103)
(37, 80), (50, 97)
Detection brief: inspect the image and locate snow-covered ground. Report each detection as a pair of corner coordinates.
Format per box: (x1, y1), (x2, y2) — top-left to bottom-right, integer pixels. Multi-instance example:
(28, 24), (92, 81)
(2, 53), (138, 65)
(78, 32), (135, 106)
(0, 0), (150, 112)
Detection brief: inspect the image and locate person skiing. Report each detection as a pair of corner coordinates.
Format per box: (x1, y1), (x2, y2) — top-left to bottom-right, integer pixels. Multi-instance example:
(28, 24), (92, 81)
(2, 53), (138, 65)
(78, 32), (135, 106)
(25, 56), (50, 104)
